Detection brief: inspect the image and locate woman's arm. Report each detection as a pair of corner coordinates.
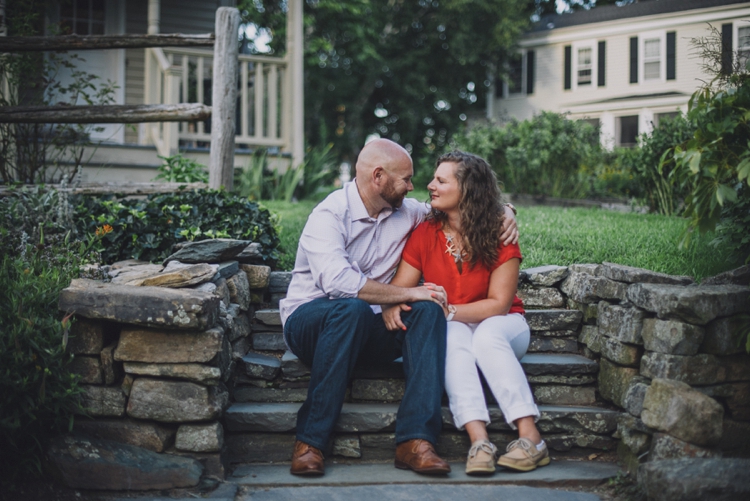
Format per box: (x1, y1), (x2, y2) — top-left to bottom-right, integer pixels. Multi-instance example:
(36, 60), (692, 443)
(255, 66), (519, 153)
(450, 257), (520, 324)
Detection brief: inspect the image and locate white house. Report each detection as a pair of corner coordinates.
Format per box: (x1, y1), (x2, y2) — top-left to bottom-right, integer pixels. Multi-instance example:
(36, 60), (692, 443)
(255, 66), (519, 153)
(488, 0), (750, 149)
(7, 0), (303, 182)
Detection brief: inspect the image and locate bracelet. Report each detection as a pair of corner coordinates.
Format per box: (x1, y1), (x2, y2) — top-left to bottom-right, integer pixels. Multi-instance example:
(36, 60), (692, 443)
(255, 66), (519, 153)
(505, 203), (517, 215)
(445, 304), (457, 322)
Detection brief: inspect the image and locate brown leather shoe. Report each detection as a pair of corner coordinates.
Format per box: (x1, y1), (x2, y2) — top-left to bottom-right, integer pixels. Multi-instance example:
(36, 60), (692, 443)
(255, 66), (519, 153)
(290, 440), (325, 476)
(395, 439), (451, 475)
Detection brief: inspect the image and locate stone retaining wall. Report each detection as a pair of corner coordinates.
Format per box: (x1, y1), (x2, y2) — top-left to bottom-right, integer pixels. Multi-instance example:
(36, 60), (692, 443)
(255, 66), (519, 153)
(53, 237), (750, 488)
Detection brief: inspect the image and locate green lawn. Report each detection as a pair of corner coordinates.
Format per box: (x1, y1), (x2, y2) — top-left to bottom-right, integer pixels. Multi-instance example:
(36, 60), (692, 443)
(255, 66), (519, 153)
(263, 191), (733, 281)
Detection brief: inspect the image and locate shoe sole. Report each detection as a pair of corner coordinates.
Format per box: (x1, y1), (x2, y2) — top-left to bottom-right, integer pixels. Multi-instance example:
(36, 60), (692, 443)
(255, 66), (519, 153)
(497, 456), (551, 472)
(290, 468), (325, 476)
(465, 466), (496, 476)
(395, 460), (451, 475)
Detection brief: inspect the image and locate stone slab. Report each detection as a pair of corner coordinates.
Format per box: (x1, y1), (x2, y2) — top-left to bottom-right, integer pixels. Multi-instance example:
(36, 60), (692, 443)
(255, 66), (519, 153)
(256, 309), (282, 326)
(242, 352), (281, 380)
(640, 352), (726, 385)
(598, 359), (640, 408)
(701, 315), (748, 355)
(600, 262), (693, 285)
(115, 326), (224, 364)
(561, 272), (628, 303)
(77, 385), (127, 417)
(127, 378), (229, 423)
(568, 299), (599, 324)
(597, 302), (645, 344)
(525, 310), (583, 332)
(351, 379), (405, 402)
(165, 238), (250, 264)
(649, 433), (721, 460)
(68, 318), (105, 354)
(226, 271), (251, 311)
(701, 264), (750, 286)
(252, 331), (286, 351)
(578, 325), (602, 354)
(269, 272), (292, 293)
(47, 435), (202, 490)
(642, 318), (705, 356)
(123, 362), (221, 384)
(73, 418), (175, 453)
(70, 355), (103, 384)
(518, 286), (565, 308)
(638, 458), (750, 501)
(627, 283), (750, 325)
(230, 462), (621, 492)
(176, 422), (224, 452)
(100, 342), (119, 385)
(240, 264), (271, 289)
(528, 337), (579, 353)
(233, 386), (309, 403)
(520, 353), (599, 376)
(600, 337), (642, 367)
(532, 386), (596, 406)
(59, 279), (219, 330)
(139, 263), (218, 288)
(521, 265), (569, 286)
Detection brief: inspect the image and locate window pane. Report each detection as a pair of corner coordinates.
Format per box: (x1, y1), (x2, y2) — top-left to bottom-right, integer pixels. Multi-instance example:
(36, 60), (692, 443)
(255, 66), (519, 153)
(619, 115), (639, 147)
(508, 55), (523, 94)
(578, 48), (591, 65)
(577, 47), (592, 85)
(645, 38), (660, 58)
(644, 61), (660, 80)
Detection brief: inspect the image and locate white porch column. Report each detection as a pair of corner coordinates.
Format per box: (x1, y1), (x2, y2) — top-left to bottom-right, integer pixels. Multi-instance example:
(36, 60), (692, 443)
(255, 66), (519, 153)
(599, 111), (616, 151)
(639, 108), (654, 140)
(287, 0), (304, 169)
(148, 0), (160, 35)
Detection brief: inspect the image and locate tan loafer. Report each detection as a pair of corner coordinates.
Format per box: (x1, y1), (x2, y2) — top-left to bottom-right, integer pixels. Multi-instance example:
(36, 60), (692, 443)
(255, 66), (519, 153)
(497, 438), (551, 472)
(465, 439), (497, 475)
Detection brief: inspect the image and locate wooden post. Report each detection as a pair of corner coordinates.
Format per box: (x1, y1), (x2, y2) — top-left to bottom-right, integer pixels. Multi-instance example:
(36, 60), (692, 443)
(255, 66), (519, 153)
(209, 7), (240, 191)
(163, 65), (182, 155)
(287, 0), (305, 170)
(148, 0), (160, 35)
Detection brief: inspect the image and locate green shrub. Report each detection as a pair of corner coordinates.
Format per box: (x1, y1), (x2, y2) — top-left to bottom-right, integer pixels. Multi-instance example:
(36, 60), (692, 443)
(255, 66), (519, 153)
(154, 154), (209, 183)
(670, 29), (750, 263)
(452, 112), (602, 198)
(0, 225), (91, 482)
(73, 189), (280, 265)
(585, 148), (644, 200)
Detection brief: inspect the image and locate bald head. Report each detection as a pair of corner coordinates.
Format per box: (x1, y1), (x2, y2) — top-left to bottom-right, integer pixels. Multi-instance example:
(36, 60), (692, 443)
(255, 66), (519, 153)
(355, 138), (412, 181)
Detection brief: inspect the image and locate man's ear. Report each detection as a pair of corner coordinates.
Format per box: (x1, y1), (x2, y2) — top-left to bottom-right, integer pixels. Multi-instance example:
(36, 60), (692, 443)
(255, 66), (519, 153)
(372, 166), (385, 186)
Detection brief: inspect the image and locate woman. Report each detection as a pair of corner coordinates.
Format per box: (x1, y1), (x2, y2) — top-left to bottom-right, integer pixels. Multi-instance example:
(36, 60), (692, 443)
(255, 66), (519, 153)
(383, 151), (548, 475)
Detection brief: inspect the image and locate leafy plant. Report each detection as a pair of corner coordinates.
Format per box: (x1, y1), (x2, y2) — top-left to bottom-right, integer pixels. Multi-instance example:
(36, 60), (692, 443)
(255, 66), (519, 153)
(0, 229), (90, 484)
(451, 112), (602, 198)
(73, 189), (280, 265)
(154, 154), (209, 183)
(669, 26), (750, 263)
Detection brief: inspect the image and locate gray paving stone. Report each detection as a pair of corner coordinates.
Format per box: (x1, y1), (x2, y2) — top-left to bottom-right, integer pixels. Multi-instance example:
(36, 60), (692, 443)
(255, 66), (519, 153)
(520, 354), (599, 376)
(533, 385), (596, 406)
(529, 336), (579, 353)
(518, 286), (566, 308)
(252, 331), (286, 351)
(600, 262), (693, 285)
(241, 352), (281, 380)
(256, 308), (282, 326)
(269, 272), (293, 293)
(525, 309), (583, 331)
(627, 283), (750, 325)
(521, 265), (569, 286)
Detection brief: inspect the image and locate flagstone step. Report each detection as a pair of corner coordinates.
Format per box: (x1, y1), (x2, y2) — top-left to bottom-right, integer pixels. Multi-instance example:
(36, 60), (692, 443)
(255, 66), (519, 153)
(223, 403), (620, 463)
(228, 461), (622, 493)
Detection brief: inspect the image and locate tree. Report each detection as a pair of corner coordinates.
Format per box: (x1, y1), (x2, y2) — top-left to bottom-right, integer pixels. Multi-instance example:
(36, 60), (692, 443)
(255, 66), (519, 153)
(239, 0), (533, 167)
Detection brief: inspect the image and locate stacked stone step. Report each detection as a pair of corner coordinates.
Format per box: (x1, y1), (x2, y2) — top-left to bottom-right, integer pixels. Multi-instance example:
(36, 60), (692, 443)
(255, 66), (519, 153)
(226, 265), (625, 464)
(568, 262), (750, 475)
(52, 239), (274, 488)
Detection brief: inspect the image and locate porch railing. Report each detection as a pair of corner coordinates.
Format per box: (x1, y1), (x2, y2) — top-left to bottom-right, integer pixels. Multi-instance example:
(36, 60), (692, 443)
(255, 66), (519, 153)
(144, 46), (289, 157)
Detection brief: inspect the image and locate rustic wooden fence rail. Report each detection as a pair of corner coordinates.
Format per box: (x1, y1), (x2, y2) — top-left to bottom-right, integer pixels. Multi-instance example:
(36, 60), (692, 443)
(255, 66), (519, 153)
(0, 34), (215, 52)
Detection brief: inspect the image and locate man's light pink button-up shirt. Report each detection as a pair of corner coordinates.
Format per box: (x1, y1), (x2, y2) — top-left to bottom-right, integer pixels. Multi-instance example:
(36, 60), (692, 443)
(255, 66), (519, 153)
(279, 181), (429, 326)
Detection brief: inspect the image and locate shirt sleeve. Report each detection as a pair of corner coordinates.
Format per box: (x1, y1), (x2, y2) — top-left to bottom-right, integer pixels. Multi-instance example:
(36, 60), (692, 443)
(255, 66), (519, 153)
(298, 208), (367, 299)
(492, 241), (523, 271)
(401, 223), (426, 272)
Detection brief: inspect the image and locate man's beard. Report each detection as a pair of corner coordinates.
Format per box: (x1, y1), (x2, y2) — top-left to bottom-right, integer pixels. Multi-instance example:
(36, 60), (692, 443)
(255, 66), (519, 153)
(381, 177), (406, 208)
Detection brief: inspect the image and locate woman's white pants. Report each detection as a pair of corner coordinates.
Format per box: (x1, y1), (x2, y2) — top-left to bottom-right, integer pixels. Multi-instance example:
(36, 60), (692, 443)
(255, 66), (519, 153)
(445, 313), (539, 429)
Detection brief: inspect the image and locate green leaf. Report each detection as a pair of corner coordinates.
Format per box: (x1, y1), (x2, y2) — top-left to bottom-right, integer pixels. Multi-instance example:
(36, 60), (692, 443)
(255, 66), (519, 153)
(716, 183), (738, 206)
(688, 150), (702, 174)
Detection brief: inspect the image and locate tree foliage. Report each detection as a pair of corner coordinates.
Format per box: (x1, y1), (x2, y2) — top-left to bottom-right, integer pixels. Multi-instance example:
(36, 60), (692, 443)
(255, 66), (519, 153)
(239, 0), (533, 167)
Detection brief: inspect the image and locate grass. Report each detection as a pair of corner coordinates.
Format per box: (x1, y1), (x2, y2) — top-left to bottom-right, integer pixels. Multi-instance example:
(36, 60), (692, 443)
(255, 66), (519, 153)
(263, 191), (735, 281)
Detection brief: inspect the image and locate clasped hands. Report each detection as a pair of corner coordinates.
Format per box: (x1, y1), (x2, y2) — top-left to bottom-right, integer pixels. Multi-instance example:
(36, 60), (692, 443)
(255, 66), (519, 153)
(382, 282), (449, 331)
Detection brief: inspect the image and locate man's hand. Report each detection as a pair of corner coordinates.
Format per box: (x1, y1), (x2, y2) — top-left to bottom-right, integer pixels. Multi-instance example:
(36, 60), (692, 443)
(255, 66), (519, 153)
(383, 303), (412, 331)
(501, 205), (519, 246)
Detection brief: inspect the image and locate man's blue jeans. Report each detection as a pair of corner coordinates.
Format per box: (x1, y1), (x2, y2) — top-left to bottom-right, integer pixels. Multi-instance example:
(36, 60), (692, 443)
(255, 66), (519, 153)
(284, 298), (447, 451)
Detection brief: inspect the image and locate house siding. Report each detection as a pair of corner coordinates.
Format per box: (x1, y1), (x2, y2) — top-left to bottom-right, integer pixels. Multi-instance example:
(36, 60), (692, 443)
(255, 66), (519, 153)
(123, 0), (235, 143)
(488, 2), (750, 148)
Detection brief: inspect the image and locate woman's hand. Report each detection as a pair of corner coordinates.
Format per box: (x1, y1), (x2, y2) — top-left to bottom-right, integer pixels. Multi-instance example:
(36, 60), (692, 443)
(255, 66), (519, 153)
(383, 303), (412, 331)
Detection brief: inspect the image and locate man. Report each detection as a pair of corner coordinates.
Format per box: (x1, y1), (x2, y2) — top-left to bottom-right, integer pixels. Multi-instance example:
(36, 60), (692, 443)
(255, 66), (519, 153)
(279, 139), (518, 476)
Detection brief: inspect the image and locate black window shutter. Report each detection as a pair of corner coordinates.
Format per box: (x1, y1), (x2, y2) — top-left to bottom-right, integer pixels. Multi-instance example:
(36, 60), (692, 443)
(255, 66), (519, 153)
(564, 45), (572, 90)
(630, 36), (638, 83)
(495, 77), (503, 99)
(597, 40), (606, 87)
(722, 23), (733, 75)
(526, 50), (535, 94)
(666, 32), (676, 80)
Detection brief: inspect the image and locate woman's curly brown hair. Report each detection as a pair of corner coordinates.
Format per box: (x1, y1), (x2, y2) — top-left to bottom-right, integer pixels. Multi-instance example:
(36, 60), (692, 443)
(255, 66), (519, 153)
(428, 150), (505, 270)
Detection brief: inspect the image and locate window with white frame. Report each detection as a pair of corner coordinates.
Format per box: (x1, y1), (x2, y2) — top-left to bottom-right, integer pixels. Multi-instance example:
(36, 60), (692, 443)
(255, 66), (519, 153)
(60, 0), (106, 36)
(643, 37), (661, 80)
(738, 25), (750, 72)
(508, 54), (523, 95)
(577, 47), (592, 85)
